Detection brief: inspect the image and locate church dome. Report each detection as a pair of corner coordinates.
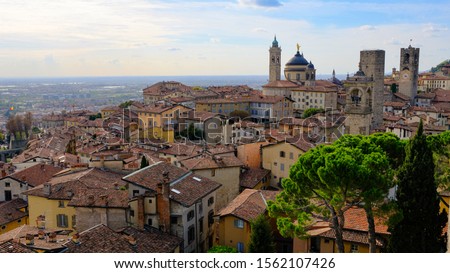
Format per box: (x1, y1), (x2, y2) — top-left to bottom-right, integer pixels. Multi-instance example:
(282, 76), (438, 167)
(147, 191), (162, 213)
(286, 51), (309, 66)
(307, 61), (315, 69)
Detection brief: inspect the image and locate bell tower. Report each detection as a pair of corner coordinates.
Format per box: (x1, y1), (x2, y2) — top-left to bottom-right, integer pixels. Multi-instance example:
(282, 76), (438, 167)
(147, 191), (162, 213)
(399, 45), (419, 104)
(269, 35), (281, 83)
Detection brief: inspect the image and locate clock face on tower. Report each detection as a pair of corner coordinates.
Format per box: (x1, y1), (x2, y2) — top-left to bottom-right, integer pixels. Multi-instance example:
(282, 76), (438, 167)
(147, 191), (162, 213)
(402, 73), (409, 80)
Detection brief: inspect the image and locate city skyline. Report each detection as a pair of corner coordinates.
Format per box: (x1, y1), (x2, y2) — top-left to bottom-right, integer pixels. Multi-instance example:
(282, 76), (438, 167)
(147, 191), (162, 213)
(1, 0), (449, 78)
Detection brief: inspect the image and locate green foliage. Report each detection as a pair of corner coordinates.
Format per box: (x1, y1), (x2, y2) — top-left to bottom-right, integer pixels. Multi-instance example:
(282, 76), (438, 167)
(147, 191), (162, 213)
(390, 83), (398, 93)
(302, 108), (324, 118)
(140, 156), (149, 169)
(430, 59), (450, 73)
(268, 133), (396, 253)
(248, 214), (276, 253)
(388, 121), (448, 253)
(119, 101), (133, 108)
(207, 245), (238, 253)
(32, 127), (41, 134)
(229, 110), (250, 120)
(89, 113), (102, 120)
(179, 123), (203, 141)
(65, 139), (77, 155)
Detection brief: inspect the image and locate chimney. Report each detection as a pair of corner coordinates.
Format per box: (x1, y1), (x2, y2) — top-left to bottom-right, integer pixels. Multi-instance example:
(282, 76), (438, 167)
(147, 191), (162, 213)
(72, 233), (80, 244)
(38, 230), (45, 240)
(136, 195), (145, 230)
(48, 232), (57, 243)
(25, 234), (34, 245)
(127, 235), (137, 247)
(36, 215), (46, 229)
(43, 183), (51, 196)
(157, 171), (171, 233)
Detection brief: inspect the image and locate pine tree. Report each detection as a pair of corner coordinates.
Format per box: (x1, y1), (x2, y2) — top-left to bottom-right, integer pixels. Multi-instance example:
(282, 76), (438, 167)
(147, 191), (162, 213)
(388, 120), (447, 252)
(140, 156), (149, 169)
(248, 214), (276, 253)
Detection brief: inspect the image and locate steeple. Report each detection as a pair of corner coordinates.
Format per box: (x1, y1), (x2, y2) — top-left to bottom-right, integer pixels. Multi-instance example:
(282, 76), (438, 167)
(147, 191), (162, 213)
(272, 35), (278, 47)
(269, 35), (281, 83)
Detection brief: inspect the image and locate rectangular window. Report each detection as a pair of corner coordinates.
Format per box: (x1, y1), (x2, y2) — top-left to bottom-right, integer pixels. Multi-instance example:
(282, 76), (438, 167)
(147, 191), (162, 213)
(208, 197), (214, 206)
(5, 182), (10, 187)
(351, 244), (359, 253)
(187, 210), (195, 221)
(188, 225), (195, 244)
(171, 216), (178, 225)
(199, 217), (204, 234)
(208, 210), (214, 226)
(148, 218), (153, 226)
(211, 169), (216, 177)
(72, 215), (77, 228)
(130, 210), (135, 217)
(234, 219), (244, 229)
(280, 163), (285, 171)
(56, 214), (68, 228)
(289, 152), (293, 159)
(237, 242), (245, 253)
(58, 200), (65, 208)
(4, 190), (11, 201)
(132, 190), (140, 197)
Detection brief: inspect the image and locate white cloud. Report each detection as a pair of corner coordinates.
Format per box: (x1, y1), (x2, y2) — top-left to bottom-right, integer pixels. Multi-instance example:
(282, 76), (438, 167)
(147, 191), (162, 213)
(359, 25), (377, 31)
(422, 23), (448, 33)
(238, 0), (283, 8)
(253, 27), (269, 33)
(210, 38), (221, 44)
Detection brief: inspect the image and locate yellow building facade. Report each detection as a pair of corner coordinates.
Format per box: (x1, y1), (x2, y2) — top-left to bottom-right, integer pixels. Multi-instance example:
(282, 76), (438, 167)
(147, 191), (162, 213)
(28, 195), (77, 232)
(261, 142), (306, 188)
(137, 104), (190, 143)
(216, 214), (251, 252)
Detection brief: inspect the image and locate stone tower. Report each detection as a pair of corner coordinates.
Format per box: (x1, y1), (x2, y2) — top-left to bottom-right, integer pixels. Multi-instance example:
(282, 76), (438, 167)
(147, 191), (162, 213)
(359, 50), (385, 128)
(344, 50), (385, 135)
(344, 69), (374, 135)
(399, 45), (419, 104)
(269, 36), (281, 83)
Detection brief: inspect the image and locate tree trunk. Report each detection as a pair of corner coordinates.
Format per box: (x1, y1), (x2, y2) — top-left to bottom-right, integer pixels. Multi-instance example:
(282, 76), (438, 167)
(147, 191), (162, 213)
(331, 208), (345, 253)
(365, 205), (377, 253)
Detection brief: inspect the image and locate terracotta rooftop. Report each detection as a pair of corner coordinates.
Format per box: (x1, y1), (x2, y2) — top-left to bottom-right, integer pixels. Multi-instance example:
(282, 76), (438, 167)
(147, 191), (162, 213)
(68, 188), (128, 208)
(180, 154), (244, 170)
(63, 224), (182, 253)
(240, 168), (271, 189)
(159, 143), (202, 157)
(0, 240), (36, 253)
(7, 163), (63, 187)
(23, 168), (126, 200)
(434, 88), (450, 102)
(218, 189), (279, 222)
(393, 92), (410, 101)
(383, 101), (408, 108)
(0, 199), (28, 226)
(123, 161), (221, 207)
(0, 225), (66, 244)
(0, 225), (70, 252)
(263, 80), (299, 88)
(343, 207), (389, 235)
(317, 228), (387, 247)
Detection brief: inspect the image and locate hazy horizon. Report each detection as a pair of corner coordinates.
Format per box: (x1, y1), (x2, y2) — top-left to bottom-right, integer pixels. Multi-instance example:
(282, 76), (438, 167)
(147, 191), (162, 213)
(1, 1), (448, 78)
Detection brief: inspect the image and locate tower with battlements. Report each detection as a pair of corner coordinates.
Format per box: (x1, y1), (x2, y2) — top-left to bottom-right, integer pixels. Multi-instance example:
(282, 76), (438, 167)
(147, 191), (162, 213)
(344, 50), (385, 135)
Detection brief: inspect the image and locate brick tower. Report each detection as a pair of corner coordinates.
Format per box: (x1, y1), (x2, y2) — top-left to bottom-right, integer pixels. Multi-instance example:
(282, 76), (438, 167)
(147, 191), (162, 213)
(269, 36), (281, 83)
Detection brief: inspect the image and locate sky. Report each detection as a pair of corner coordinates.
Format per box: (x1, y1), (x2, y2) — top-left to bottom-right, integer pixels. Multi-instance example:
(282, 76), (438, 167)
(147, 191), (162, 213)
(0, 0), (449, 78)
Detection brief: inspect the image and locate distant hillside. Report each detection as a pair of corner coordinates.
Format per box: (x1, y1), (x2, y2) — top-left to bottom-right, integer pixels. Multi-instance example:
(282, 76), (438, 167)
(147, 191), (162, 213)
(430, 59), (450, 73)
